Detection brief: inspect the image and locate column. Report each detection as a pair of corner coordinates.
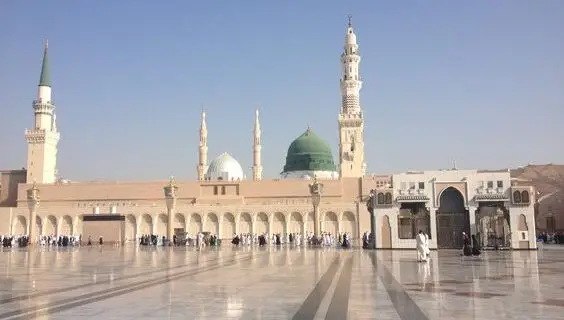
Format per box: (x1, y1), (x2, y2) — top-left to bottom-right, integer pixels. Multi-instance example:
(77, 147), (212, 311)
(164, 177), (178, 245)
(468, 205), (478, 236)
(27, 182), (40, 245)
(313, 204), (320, 236)
(309, 177), (324, 237)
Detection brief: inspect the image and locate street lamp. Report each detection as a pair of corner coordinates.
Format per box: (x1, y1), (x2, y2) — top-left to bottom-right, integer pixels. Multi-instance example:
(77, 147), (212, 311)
(163, 176), (178, 246)
(366, 189), (376, 249)
(26, 181), (40, 245)
(309, 176), (323, 238)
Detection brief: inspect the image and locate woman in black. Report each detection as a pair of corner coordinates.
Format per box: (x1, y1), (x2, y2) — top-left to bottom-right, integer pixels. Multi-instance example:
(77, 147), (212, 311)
(462, 232), (472, 256)
(471, 234), (481, 256)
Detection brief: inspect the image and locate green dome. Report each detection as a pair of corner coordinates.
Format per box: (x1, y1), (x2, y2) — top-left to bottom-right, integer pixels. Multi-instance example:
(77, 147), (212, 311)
(283, 128), (337, 172)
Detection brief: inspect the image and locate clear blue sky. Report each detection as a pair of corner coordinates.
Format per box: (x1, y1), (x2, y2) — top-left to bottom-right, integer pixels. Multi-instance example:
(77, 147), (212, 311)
(1, 1), (563, 181)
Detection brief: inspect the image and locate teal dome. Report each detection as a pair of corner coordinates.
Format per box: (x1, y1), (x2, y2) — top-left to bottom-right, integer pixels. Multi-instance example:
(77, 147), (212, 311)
(283, 128), (337, 173)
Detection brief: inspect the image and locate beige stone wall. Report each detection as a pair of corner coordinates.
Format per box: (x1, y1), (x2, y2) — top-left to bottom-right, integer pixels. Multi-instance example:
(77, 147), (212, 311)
(0, 177), (380, 242)
(0, 207), (14, 234)
(0, 170), (27, 207)
(82, 220), (125, 244)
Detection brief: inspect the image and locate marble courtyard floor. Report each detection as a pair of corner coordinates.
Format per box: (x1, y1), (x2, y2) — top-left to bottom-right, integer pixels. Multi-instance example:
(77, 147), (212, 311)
(0, 245), (562, 320)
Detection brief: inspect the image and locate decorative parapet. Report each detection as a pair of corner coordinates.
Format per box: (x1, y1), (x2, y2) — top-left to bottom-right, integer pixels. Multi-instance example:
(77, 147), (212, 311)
(474, 193), (509, 202)
(395, 194), (430, 203)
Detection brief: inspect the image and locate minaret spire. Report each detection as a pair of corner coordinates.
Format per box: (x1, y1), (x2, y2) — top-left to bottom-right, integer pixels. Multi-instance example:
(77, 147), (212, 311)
(24, 41), (60, 183)
(197, 109), (208, 181)
(39, 39), (51, 87)
(252, 109), (263, 181)
(338, 16), (366, 178)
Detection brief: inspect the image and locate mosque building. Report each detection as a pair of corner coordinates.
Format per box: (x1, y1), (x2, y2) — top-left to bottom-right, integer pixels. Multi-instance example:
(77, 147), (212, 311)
(0, 19), (538, 250)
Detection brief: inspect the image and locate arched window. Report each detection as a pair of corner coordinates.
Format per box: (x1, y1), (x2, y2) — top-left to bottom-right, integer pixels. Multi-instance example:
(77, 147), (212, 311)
(513, 190), (522, 203)
(377, 193), (385, 205)
(384, 192), (393, 204)
(521, 190), (530, 203)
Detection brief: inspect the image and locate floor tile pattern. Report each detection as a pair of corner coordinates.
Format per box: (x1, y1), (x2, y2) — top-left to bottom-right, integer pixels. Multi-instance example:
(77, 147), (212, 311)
(0, 245), (563, 319)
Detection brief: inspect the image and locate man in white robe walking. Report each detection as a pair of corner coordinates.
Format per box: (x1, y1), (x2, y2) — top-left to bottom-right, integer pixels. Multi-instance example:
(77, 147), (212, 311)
(416, 230), (428, 262)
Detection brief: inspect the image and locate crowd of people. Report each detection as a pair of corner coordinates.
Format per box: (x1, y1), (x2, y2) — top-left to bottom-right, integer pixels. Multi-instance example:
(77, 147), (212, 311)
(136, 231), (354, 249)
(38, 235), (80, 247)
(1, 234), (80, 248)
(1, 235), (29, 247)
(231, 232), (353, 248)
(537, 231), (564, 244)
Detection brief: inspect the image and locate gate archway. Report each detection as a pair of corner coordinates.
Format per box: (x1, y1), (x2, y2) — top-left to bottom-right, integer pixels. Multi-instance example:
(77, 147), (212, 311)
(436, 187), (469, 249)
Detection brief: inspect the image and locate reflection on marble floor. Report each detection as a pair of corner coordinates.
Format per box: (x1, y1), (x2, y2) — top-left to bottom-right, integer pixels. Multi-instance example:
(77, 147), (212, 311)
(0, 245), (562, 320)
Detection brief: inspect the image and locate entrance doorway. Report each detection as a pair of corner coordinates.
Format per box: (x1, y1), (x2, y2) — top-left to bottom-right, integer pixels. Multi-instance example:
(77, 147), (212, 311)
(436, 187), (470, 249)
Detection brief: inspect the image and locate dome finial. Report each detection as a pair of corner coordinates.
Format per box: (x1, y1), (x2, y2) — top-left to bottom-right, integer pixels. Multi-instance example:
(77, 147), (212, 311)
(347, 14), (353, 27)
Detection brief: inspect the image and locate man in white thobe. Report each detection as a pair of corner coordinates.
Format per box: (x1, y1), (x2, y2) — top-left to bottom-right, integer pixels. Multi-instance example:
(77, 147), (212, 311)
(416, 230), (428, 262)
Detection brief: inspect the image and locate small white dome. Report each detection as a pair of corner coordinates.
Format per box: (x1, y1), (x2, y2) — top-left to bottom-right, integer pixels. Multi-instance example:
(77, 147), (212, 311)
(205, 152), (245, 181)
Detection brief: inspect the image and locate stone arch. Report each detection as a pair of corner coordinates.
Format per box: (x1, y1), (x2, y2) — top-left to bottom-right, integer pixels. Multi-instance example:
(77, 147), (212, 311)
(139, 214), (153, 235)
(521, 191), (530, 203)
(12, 215), (27, 235)
(517, 214), (528, 231)
(206, 212), (219, 235)
(74, 216), (82, 235)
(44, 215), (57, 235)
(239, 212), (252, 234)
(436, 184), (467, 205)
(289, 212), (304, 234)
(306, 211), (315, 234)
(340, 211), (356, 237)
(35, 216), (43, 237)
(157, 214), (167, 236)
(222, 212), (236, 239)
(436, 187), (470, 249)
(125, 214), (137, 241)
(384, 192), (393, 204)
(189, 213), (202, 235)
(174, 213), (186, 231)
(517, 214), (530, 249)
(323, 211), (338, 235)
(60, 215), (73, 235)
(255, 212), (268, 235)
(377, 193), (385, 204)
(381, 215), (392, 248)
(272, 212), (285, 235)
(513, 190), (522, 203)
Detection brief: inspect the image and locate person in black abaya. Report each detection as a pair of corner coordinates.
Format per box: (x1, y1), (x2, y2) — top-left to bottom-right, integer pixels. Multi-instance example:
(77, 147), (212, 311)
(471, 234), (481, 256)
(462, 232), (472, 256)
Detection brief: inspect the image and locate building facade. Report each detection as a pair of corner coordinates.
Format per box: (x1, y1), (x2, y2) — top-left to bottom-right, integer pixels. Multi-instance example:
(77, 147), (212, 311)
(0, 19), (537, 249)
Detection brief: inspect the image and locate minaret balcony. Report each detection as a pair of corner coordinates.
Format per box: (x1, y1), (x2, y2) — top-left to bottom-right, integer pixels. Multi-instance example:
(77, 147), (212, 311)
(33, 99), (54, 106)
(339, 112), (363, 120)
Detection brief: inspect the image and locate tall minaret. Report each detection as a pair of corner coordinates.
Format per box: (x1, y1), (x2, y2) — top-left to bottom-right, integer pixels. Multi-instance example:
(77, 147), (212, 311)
(197, 110), (208, 181)
(252, 109), (263, 181)
(338, 16), (366, 178)
(24, 40), (61, 184)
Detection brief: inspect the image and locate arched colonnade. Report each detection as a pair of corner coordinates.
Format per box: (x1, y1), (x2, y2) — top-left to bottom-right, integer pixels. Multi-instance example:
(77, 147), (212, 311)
(9, 210), (358, 242)
(11, 214), (79, 238)
(126, 210), (357, 241)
